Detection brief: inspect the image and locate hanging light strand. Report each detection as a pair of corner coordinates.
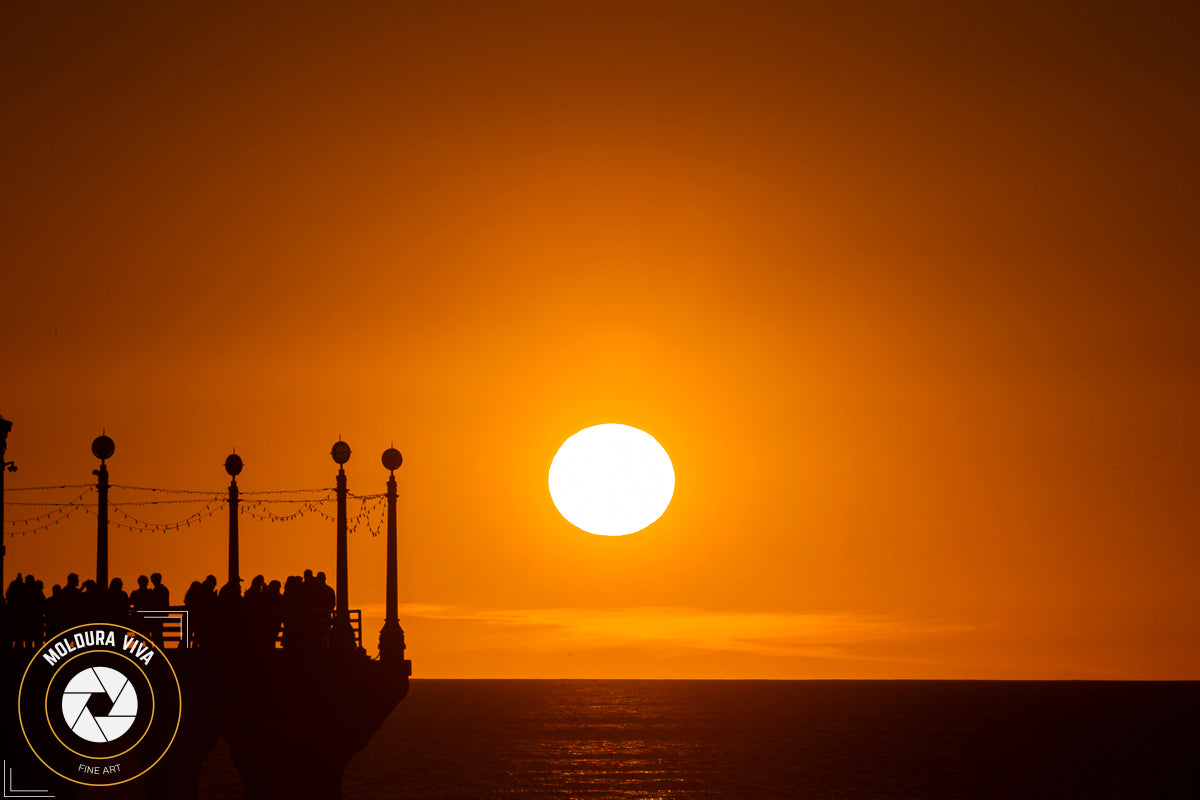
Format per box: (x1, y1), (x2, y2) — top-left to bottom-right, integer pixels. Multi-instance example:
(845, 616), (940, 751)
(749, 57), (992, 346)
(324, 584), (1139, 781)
(240, 499), (326, 524)
(5, 486), (96, 525)
(7, 483), (95, 492)
(3, 504), (86, 536)
(108, 483), (230, 495)
(5, 484), (392, 536)
(109, 500), (226, 532)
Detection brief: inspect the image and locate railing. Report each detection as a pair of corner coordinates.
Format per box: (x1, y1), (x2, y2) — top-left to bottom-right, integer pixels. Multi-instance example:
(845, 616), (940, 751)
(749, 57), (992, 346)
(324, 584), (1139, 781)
(149, 606), (363, 649)
(10, 607), (364, 651)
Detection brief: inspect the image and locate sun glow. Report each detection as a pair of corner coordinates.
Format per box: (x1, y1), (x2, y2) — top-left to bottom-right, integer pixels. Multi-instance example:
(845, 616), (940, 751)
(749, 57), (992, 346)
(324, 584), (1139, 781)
(548, 424), (675, 536)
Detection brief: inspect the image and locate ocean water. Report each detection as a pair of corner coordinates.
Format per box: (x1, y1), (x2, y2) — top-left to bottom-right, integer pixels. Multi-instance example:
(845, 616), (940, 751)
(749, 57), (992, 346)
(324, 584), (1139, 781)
(196, 680), (1199, 799)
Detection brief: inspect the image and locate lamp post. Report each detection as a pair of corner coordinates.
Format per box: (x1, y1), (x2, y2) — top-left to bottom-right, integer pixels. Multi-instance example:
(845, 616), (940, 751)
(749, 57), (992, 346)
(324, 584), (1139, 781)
(92, 434), (115, 589)
(225, 453), (243, 588)
(331, 440), (356, 650)
(378, 447), (407, 668)
(0, 415), (14, 588)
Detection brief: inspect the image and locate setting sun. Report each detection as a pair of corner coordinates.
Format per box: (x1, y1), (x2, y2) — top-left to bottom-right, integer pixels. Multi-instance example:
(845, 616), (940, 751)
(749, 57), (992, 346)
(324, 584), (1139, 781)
(548, 424), (675, 536)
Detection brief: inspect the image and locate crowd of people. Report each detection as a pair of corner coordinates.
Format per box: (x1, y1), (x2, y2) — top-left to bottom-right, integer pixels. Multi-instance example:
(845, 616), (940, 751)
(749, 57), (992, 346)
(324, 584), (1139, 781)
(3, 569), (344, 651)
(182, 569), (338, 650)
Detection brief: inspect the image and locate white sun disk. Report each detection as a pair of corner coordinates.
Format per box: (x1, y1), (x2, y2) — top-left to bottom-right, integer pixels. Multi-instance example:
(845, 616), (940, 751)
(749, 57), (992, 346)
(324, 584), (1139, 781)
(548, 424), (675, 536)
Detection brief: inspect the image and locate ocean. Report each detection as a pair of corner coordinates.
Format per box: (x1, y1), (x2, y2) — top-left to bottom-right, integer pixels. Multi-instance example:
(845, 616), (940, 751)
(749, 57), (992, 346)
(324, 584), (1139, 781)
(194, 680), (1199, 799)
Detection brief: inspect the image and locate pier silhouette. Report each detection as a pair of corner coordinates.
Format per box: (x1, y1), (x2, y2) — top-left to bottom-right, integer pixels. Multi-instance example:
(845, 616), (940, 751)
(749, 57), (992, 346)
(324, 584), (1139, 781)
(1, 418), (411, 799)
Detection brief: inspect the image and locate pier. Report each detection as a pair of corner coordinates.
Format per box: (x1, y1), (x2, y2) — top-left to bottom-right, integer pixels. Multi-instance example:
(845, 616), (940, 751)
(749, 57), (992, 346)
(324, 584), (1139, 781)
(1, 418), (411, 799)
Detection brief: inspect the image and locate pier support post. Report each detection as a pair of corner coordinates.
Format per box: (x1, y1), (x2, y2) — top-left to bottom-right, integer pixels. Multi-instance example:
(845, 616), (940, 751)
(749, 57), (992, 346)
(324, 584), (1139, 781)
(0, 416), (12, 588)
(331, 440), (356, 650)
(226, 453), (243, 587)
(92, 434), (115, 589)
(378, 447), (408, 669)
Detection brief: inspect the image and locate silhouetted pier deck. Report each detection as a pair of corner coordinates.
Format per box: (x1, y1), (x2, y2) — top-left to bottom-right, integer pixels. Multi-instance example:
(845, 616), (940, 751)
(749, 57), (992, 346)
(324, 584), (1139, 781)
(1, 423), (413, 799)
(147, 605), (365, 649)
(3, 595), (409, 800)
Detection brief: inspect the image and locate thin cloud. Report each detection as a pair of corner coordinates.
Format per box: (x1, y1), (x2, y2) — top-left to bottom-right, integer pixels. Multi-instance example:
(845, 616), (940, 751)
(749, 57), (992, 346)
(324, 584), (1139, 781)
(383, 603), (975, 661)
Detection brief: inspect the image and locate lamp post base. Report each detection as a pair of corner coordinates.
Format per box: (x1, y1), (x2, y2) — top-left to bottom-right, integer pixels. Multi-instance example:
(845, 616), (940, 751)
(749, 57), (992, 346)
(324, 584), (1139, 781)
(378, 620), (409, 672)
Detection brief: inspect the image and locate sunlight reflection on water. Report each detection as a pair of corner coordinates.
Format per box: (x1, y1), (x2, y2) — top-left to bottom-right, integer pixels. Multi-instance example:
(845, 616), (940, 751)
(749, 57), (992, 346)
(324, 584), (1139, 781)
(191, 679), (1199, 799)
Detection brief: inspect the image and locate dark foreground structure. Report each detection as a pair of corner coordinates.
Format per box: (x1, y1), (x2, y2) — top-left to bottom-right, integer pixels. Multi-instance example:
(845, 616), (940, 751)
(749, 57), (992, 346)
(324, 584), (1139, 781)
(1, 421), (411, 799)
(3, 639), (410, 800)
(154, 646), (408, 799)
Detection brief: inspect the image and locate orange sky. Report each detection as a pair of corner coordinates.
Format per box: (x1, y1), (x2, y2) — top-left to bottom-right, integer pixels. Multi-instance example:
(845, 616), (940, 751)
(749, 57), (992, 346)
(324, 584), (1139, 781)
(3, 1), (1198, 679)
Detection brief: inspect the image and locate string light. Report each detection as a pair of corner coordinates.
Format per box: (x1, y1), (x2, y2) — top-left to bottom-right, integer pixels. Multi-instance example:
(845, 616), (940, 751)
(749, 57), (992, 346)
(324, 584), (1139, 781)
(110, 501), (224, 532)
(7, 484), (94, 491)
(107, 484), (223, 495)
(4, 505), (85, 535)
(6, 487), (96, 524)
(5, 484), (390, 536)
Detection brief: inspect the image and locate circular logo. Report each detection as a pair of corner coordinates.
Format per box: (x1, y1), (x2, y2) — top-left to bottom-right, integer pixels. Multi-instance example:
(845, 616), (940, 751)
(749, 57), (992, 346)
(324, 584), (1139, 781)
(19, 624), (181, 786)
(61, 665), (139, 743)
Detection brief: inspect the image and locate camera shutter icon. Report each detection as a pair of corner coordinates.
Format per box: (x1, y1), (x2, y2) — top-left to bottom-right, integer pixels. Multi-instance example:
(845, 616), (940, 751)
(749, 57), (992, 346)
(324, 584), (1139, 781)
(61, 666), (139, 743)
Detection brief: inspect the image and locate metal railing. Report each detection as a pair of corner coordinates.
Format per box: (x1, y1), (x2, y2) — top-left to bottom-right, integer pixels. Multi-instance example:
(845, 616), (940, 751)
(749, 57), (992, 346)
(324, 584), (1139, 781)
(9, 607), (363, 650)
(151, 606), (363, 649)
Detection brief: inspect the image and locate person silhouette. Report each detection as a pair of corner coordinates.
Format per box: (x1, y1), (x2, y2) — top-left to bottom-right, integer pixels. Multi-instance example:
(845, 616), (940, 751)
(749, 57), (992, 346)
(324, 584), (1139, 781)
(45, 584), (66, 637)
(80, 579), (101, 622)
(216, 578), (244, 647)
(15, 574), (41, 647)
(12, 574), (44, 647)
(61, 572), (83, 628)
(199, 575), (218, 645)
(30, 579), (46, 645)
(244, 575), (266, 648)
(4, 573), (22, 602)
(263, 579), (284, 649)
(298, 569), (326, 645)
(131, 575), (161, 643)
(314, 571), (336, 643)
(301, 569), (317, 607)
(150, 572), (169, 607)
(282, 575), (303, 649)
(183, 580), (204, 647)
(131, 574), (153, 607)
(5, 574), (25, 648)
(315, 571), (336, 613)
(107, 577), (130, 624)
(145, 572), (173, 644)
